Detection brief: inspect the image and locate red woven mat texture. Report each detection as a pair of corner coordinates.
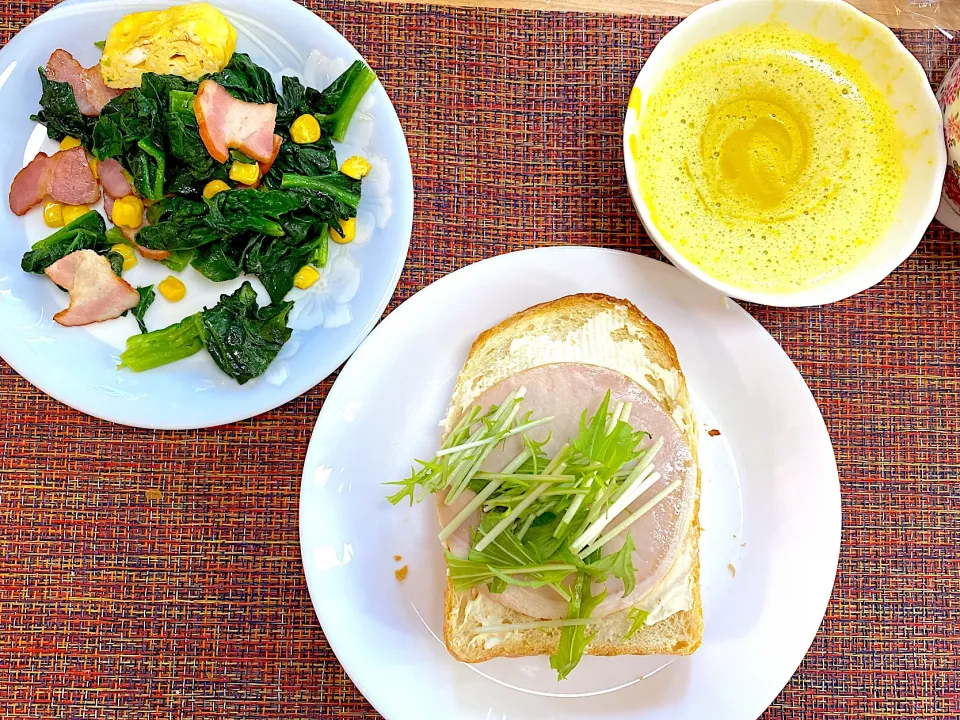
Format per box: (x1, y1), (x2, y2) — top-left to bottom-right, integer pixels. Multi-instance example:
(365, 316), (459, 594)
(1, 0), (958, 717)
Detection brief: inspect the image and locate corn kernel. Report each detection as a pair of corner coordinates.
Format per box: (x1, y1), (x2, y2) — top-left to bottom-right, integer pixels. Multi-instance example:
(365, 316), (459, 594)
(293, 265), (321, 289)
(111, 243), (138, 272)
(203, 179), (231, 199)
(341, 156), (372, 180)
(330, 218), (356, 244)
(59, 136), (82, 151)
(229, 161), (260, 186)
(158, 276), (186, 302)
(62, 205), (89, 225)
(290, 114), (321, 144)
(112, 196), (144, 229)
(43, 200), (64, 228)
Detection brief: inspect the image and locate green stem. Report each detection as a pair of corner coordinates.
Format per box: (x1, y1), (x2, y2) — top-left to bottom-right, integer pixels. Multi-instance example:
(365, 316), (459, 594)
(474, 617), (594, 634)
(435, 416), (553, 457)
(118, 314), (205, 372)
(280, 173), (360, 209)
(498, 564), (577, 575)
(579, 478), (681, 558)
(472, 473), (575, 483)
(474, 482), (550, 553)
(446, 394), (526, 505)
(437, 448), (531, 543)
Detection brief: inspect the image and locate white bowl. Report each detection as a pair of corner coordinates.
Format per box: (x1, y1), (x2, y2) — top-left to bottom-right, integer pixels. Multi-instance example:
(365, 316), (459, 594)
(622, 0), (945, 307)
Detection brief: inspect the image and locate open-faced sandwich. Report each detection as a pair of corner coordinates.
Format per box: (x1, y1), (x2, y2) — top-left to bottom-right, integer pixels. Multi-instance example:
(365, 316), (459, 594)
(389, 293), (702, 679)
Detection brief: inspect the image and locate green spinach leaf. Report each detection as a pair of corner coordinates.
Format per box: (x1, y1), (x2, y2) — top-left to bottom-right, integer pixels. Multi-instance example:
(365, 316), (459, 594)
(550, 569), (607, 681)
(198, 281), (293, 384)
(105, 250), (126, 277)
(205, 189), (304, 237)
(204, 53), (278, 105)
(244, 228), (323, 303)
(166, 89), (221, 181)
(31, 69), (95, 146)
(261, 137), (338, 188)
(280, 173), (361, 211)
(190, 239), (245, 282)
(93, 88), (157, 160)
(93, 73), (199, 200)
(132, 285), (156, 334)
(160, 249), (195, 273)
(137, 197), (218, 251)
(21, 211), (108, 274)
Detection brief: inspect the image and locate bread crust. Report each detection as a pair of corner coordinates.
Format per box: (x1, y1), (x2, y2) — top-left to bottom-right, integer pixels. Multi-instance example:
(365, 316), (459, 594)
(442, 293), (702, 663)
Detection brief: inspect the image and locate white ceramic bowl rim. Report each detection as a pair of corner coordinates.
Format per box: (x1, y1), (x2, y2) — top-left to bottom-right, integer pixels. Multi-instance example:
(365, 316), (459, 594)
(622, 0), (947, 307)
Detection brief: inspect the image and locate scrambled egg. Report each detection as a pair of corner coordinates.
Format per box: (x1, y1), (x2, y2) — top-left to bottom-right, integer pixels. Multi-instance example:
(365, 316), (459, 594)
(100, 3), (236, 88)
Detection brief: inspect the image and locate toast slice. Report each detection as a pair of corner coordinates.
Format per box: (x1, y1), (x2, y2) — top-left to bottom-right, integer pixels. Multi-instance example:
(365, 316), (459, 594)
(440, 293), (703, 663)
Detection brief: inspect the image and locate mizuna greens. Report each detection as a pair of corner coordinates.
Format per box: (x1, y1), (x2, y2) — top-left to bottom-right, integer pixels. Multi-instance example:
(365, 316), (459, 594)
(29, 49), (376, 383)
(387, 391), (681, 680)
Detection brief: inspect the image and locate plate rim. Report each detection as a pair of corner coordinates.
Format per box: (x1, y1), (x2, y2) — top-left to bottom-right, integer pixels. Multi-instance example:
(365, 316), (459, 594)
(298, 246), (841, 719)
(0, 0), (414, 430)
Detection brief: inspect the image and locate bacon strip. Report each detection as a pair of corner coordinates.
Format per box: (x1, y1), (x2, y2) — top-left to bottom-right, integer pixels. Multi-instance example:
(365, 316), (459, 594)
(9, 147), (100, 216)
(98, 159), (168, 259)
(46, 49), (123, 117)
(258, 135), (284, 177)
(97, 158), (133, 199)
(44, 250), (140, 327)
(129, 231), (170, 262)
(195, 80), (279, 163)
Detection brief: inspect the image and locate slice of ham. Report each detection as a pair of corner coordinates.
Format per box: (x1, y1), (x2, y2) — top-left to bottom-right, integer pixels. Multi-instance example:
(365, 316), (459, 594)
(44, 249), (139, 327)
(46, 49), (123, 117)
(195, 80), (279, 163)
(9, 146), (100, 216)
(437, 363), (697, 621)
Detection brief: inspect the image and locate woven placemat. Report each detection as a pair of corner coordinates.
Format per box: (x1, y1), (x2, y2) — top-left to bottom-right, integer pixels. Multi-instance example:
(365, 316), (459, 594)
(1, 0), (958, 717)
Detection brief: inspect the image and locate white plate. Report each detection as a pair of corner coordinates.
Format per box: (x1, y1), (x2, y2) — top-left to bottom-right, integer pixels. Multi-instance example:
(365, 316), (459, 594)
(300, 247), (841, 720)
(0, 0), (413, 429)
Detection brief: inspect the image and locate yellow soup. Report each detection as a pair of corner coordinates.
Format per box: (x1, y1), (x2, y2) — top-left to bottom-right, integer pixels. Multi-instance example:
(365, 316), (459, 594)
(636, 23), (906, 294)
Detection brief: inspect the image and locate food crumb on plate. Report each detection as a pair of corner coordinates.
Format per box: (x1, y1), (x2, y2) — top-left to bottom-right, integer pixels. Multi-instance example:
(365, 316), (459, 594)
(393, 554), (402, 562)
(708, 428), (721, 437)
(395, 565), (409, 582)
(145, 488), (162, 501)
(727, 563), (737, 578)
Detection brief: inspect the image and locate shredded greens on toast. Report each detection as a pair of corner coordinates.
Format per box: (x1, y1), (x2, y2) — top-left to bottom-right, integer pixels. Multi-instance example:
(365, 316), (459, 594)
(388, 390), (681, 679)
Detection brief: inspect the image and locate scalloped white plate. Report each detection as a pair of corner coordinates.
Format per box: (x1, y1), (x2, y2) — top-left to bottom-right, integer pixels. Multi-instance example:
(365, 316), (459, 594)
(0, 0), (413, 428)
(300, 247), (841, 720)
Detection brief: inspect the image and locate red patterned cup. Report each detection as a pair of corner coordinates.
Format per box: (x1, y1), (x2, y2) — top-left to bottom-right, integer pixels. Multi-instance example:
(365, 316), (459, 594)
(937, 57), (960, 215)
